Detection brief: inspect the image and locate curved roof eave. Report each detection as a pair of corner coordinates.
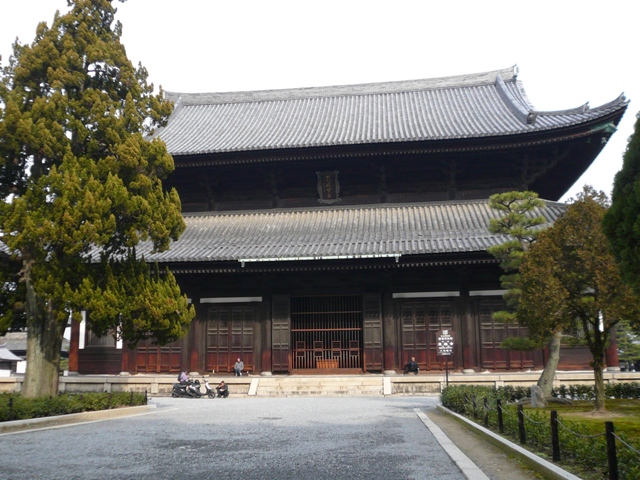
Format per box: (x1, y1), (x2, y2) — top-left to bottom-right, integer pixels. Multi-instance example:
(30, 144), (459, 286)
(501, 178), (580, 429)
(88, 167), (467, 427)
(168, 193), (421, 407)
(133, 199), (566, 265)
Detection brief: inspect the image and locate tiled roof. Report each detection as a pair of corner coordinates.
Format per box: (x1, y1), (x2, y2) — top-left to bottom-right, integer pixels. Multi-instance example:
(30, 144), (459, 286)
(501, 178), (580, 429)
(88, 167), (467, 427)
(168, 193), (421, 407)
(154, 66), (627, 156)
(0, 345), (23, 361)
(137, 199), (565, 264)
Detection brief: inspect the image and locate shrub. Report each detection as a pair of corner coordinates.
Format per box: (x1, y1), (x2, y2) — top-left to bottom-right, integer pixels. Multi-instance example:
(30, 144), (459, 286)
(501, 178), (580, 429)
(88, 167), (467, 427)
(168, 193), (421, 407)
(0, 391), (147, 422)
(441, 382), (640, 478)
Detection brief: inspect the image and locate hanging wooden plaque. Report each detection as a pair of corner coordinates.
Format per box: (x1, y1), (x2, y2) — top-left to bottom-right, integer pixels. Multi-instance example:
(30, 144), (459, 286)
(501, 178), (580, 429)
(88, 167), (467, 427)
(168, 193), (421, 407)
(317, 171), (341, 205)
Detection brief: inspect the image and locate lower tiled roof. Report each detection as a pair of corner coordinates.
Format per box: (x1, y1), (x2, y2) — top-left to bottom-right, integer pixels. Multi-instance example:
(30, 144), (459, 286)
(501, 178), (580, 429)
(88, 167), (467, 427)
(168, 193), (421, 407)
(137, 200), (564, 264)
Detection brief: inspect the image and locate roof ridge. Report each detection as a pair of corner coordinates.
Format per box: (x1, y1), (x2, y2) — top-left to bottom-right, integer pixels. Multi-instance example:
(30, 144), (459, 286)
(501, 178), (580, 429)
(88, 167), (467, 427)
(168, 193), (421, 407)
(165, 66), (518, 106)
(183, 199), (493, 219)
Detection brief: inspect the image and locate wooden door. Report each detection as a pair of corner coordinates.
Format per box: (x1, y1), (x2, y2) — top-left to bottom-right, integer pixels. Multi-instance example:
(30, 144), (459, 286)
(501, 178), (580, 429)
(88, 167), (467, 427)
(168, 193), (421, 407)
(477, 298), (534, 370)
(206, 304), (255, 373)
(400, 299), (454, 370)
(135, 339), (182, 373)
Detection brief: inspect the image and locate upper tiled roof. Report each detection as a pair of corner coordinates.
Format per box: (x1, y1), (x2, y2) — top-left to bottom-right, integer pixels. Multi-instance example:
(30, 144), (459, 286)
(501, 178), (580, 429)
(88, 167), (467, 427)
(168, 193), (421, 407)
(154, 66), (627, 156)
(136, 199), (565, 264)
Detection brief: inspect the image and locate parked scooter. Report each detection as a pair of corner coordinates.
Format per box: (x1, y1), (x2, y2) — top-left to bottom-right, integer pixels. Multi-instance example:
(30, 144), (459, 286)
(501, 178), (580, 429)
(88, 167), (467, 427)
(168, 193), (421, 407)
(171, 380), (191, 398)
(172, 377), (215, 398)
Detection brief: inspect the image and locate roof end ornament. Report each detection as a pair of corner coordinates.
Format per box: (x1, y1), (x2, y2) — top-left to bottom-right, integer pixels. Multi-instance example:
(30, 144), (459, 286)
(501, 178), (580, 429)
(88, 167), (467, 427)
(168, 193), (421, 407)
(495, 74), (534, 125)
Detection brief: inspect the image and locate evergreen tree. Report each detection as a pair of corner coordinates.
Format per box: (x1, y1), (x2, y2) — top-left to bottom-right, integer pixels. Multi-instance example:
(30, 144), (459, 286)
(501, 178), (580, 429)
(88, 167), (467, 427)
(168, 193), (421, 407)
(604, 111), (640, 300)
(616, 319), (640, 369)
(0, 0), (194, 397)
(0, 252), (25, 333)
(517, 187), (640, 411)
(486, 191), (563, 397)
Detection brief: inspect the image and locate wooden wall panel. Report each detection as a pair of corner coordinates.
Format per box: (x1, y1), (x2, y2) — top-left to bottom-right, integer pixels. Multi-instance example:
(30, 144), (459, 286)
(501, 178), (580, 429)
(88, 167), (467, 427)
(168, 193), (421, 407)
(271, 294), (291, 372)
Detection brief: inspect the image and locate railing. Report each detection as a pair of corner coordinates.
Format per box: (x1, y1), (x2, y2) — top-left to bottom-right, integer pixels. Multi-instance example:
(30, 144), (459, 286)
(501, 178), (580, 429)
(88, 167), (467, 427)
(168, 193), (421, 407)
(459, 393), (640, 479)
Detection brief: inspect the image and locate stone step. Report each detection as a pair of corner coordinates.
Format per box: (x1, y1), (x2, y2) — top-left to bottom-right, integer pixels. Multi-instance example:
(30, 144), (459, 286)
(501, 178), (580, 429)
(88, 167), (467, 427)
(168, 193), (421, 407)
(253, 376), (384, 396)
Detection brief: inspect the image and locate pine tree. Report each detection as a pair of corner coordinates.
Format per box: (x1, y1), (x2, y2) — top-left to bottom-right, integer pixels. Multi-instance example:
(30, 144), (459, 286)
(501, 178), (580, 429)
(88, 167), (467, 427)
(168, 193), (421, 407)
(486, 191), (563, 397)
(0, 0), (194, 397)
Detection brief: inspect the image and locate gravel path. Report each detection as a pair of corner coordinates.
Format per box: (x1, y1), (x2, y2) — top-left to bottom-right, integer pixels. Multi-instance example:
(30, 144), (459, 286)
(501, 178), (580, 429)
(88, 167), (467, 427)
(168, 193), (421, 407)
(0, 396), (474, 480)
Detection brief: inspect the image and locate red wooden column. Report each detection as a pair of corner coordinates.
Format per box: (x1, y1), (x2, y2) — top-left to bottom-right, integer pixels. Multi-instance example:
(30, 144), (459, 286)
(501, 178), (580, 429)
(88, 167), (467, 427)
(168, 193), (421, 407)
(121, 346), (134, 373)
(605, 326), (620, 371)
(189, 310), (201, 373)
(460, 293), (478, 372)
(68, 319), (80, 373)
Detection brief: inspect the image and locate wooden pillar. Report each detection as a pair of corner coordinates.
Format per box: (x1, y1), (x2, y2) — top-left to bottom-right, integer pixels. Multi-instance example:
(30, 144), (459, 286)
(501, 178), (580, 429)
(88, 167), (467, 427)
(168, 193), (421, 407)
(382, 292), (397, 371)
(452, 300), (464, 370)
(261, 296), (272, 373)
(121, 346), (134, 373)
(605, 326), (620, 370)
(458, 271), (478, 372)
(189, 305), (202, 373)
(68, 318), (80, 373)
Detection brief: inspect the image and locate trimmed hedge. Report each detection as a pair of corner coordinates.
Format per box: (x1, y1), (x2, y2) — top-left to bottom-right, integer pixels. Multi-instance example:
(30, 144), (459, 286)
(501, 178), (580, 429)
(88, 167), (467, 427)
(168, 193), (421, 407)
(441, 382), (640, 413)
(0, 391), (147, 422)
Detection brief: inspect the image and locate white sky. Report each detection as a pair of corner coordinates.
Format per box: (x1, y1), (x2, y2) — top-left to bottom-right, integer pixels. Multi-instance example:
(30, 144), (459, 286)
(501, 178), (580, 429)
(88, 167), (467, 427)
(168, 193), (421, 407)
(1, 0), (639, 202)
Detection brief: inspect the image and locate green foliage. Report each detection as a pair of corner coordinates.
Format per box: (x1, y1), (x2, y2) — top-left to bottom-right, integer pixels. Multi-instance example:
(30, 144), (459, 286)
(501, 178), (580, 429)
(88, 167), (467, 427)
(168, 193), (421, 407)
(0, 254), (25, 333)
(77, 260), (191, 347)
(0, 0), (195, 392)
(517, 187), (640, 410)
(499, 336), (541, 351)
(616, 319), (640, 363)
(0, 391), (147, 422)
(486, 191), (547, 348)
(487, 191), (545, 272)
(441, 384), (640, 478)
(604, 111), (640, 303)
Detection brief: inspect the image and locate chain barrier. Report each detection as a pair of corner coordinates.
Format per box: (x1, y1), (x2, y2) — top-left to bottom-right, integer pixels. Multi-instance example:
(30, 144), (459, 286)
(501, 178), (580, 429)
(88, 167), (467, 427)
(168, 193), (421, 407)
(556, 418), (606, 439)
(613, 433), (640, 457)
(520, 411), (547, 426)
(453, 387), (640, 479)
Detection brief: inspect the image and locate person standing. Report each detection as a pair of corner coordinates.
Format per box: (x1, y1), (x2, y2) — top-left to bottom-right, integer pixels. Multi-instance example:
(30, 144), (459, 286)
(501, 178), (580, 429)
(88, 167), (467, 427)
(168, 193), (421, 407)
(234, 358), (244, 376)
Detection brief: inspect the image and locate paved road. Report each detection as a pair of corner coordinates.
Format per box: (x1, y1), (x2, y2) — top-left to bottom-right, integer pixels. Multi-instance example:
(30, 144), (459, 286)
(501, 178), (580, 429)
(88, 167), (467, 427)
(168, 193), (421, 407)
(0, 396), (475, 480)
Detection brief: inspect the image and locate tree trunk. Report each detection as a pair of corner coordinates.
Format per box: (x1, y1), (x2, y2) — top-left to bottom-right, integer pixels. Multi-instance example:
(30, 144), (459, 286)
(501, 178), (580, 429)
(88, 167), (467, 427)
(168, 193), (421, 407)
(537, 330), (562, 397)
(593, 360), (606, 412)
(21, 261), (65, 398)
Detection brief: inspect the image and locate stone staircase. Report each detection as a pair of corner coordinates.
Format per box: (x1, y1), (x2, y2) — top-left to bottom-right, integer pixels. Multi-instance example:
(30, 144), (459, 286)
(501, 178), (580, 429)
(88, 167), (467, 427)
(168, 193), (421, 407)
(252, 375), (385, 396)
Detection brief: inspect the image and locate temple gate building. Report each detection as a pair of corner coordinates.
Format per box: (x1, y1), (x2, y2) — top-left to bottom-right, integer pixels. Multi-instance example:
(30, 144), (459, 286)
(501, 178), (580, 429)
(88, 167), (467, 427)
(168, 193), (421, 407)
(69, 66), (628, 375)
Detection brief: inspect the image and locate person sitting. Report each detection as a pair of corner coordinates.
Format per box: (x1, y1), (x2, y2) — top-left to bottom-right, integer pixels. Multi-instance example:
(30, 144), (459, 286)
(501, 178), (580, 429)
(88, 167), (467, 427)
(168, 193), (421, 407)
(404, 357), (419, 375)
(234, 358), (244, 377)
(179, 371), (189, 383)
(216, 380), (229, 398)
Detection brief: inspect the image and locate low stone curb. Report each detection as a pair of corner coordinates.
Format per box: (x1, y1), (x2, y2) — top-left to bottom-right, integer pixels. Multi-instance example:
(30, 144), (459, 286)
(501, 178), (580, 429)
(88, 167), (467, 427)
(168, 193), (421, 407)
(0, 404), (156, 434)
(436, 404), (581, 480)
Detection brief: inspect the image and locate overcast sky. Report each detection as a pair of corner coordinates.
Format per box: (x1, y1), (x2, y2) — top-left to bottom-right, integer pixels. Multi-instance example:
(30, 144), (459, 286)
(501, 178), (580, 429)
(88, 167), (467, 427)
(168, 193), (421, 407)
(1, 0), (638, 202)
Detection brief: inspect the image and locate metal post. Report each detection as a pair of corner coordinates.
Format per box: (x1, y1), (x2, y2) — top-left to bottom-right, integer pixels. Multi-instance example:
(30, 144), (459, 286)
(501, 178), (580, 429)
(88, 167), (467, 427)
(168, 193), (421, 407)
(551, 410), (560, 462)
(483, 397), (489, 427)
(605, 421), (618, 480)
(517, 404), (526, 445)
(497, 399), (504, 433)
(445, 360), (449, 388)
